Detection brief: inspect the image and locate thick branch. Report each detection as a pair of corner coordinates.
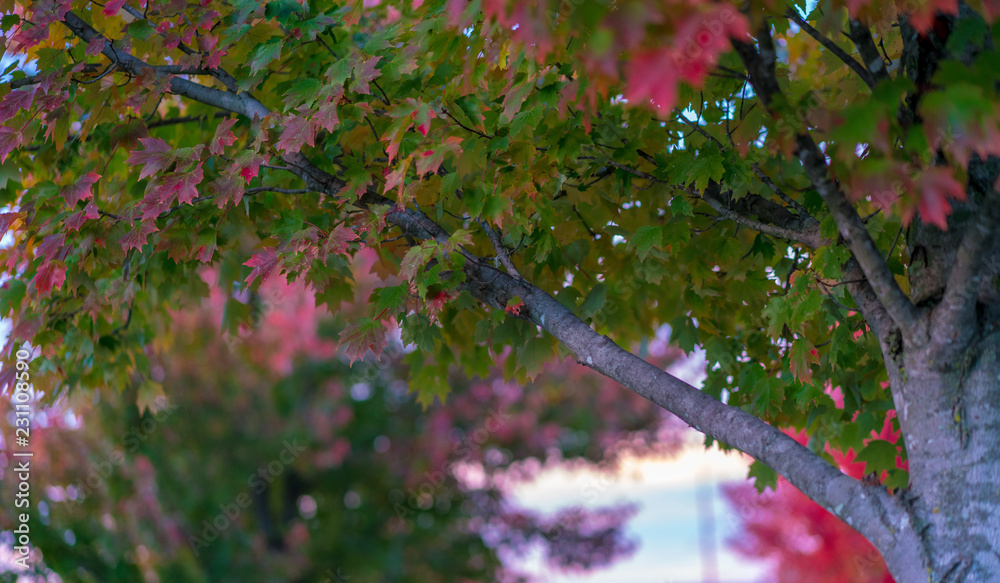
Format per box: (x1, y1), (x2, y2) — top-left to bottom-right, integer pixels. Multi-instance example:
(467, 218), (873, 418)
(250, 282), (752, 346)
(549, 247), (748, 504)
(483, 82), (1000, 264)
(733, 33), (923, 343)
(932, 188), (1000, 351)
(847, 19), (891, 84)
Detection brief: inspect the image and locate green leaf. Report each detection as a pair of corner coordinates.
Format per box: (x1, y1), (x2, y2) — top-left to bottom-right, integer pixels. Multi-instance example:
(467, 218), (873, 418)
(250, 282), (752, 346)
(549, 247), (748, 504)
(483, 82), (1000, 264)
(855, 439), (900, 475)
(374, 283), (410, 314)
(579, 284), (607, 319)
(628, 225), (662, 261)
(748, 460), (778, 493)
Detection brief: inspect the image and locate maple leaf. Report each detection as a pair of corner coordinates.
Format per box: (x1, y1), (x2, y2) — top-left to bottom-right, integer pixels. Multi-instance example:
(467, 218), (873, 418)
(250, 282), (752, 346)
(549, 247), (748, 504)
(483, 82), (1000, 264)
(625, 49), (680, 116)
(210, 174), (246, 208)
(0, 88), (35, 123)
(914, 167), (966, 230)
(352, 56), (382, 95)
(62, 172), (101, 206)
(32, 260), (67, 297)
(325, 224), (359, 255)
(209, 118), (238, 156)
(102, 0), (126, 16)
(66, 203), (99, 232)
(0, 125), (23, 163)
(276, 115), (315, 153)
(35, 233), (65, 262)
(204, 48), (227, 70)
(174, 164), (204, 205)
(789, 339), (819, 384)
(340, 317), (388, 364)
(244, 247), (281, 286)
(119, 221), (160, 252)
(0, 212), (24, 240)
(426, 290), (455, 322)
(86, 36), (106, 57)
(505, 296), (525, 316)
(315, 98), (341, 133)
(384, 163), (408, 195)
(128, 138), (174, 180)
(233, 151), (266, 183)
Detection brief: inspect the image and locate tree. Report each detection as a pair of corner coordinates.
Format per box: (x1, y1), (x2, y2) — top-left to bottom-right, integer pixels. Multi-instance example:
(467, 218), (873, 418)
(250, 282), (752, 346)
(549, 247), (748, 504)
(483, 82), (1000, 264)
(1, 255), (684, 581)
(1, 0), (998, 580)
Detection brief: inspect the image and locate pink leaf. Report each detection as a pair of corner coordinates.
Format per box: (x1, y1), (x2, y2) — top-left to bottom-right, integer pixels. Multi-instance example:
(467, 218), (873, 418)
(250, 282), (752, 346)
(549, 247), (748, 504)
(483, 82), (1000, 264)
(353, 56), (382, 95)
(209, 118), (238, 156)
(0, 212), (24, 240)
(326, 224), (359, 255)
(315, 98), (341, 133)
(175, 164), (204, 204)
(119, 221), (159, 252)
(0, 126), (23, 162)
(127, 137), (174, 180)
(0, 88), (35, 124)
(276, 115), (315, 153)
(211, 174), (246, 208)
(65, 202), (99, 232)
(244, 247), (281, 286)
(86, 36), (106, 57)
(625, 50), (680, 116)
(102, 0), (126, 16)
(915, 167), (966, 230)
(62, 172), (101, 206)
(32, 260), (66, 297)
(35, 233), (65, 262)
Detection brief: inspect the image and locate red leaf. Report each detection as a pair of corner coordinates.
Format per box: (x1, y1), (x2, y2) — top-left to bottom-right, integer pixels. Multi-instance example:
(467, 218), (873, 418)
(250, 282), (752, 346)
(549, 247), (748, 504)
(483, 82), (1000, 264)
(427, 290), (455, 321)
(0, 88), (35, 123)
(276, 115), (315, 153)
(340, 318), (387, 364)
(102, 0), (126, 16)
(32, 260), (66, 297)
(505, 299), (524, 316)
(62, 172), (101, 206)
(625, 49), (680, 116)
(0, 212), (24, 239)
(244, 247), (281, 286)
(233, 151), (266, 184)
(210, 118), (238, 155)
(204, 48), (227, 70)
(174, 164), (204, 205)
(353, 56), (382, 95)
(65, 202), (99, 232)
(86, 36), (106, 57)
(315, 98), (341, 133)
(211, 174), (246, 208)
(915, 167), (966, 230)
(0, 125), (23, 162)
(119, 221), (159, 252)
(326, 224), (359, 255)
(35, 233), (65, 262)
(128, 138), (174, 180)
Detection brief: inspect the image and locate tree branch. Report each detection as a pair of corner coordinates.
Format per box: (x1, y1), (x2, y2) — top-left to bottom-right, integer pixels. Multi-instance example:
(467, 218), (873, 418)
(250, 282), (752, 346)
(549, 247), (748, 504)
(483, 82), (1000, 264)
(786, 10), (876, 89)
(847, 19), (891, 84)
(58, 11), (919, 571)
(932, 187), (1000, 352)
(732, 32), (924, 343)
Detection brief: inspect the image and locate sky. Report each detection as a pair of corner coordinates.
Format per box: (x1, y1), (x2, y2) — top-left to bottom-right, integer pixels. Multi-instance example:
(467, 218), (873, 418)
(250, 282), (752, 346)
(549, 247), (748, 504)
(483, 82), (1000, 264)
(510, 440), (769, 583)
(508, 348), (770, 583)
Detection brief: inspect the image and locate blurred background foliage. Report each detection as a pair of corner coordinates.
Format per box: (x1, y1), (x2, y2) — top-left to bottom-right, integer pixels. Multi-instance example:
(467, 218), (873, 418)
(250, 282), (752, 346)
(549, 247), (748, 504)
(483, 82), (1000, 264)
(0, 250), (686, 582)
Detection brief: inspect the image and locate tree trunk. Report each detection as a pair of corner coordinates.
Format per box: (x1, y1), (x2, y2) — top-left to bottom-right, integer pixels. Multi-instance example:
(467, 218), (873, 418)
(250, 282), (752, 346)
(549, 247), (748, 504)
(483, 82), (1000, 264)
(885, 305), (1000, 581)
